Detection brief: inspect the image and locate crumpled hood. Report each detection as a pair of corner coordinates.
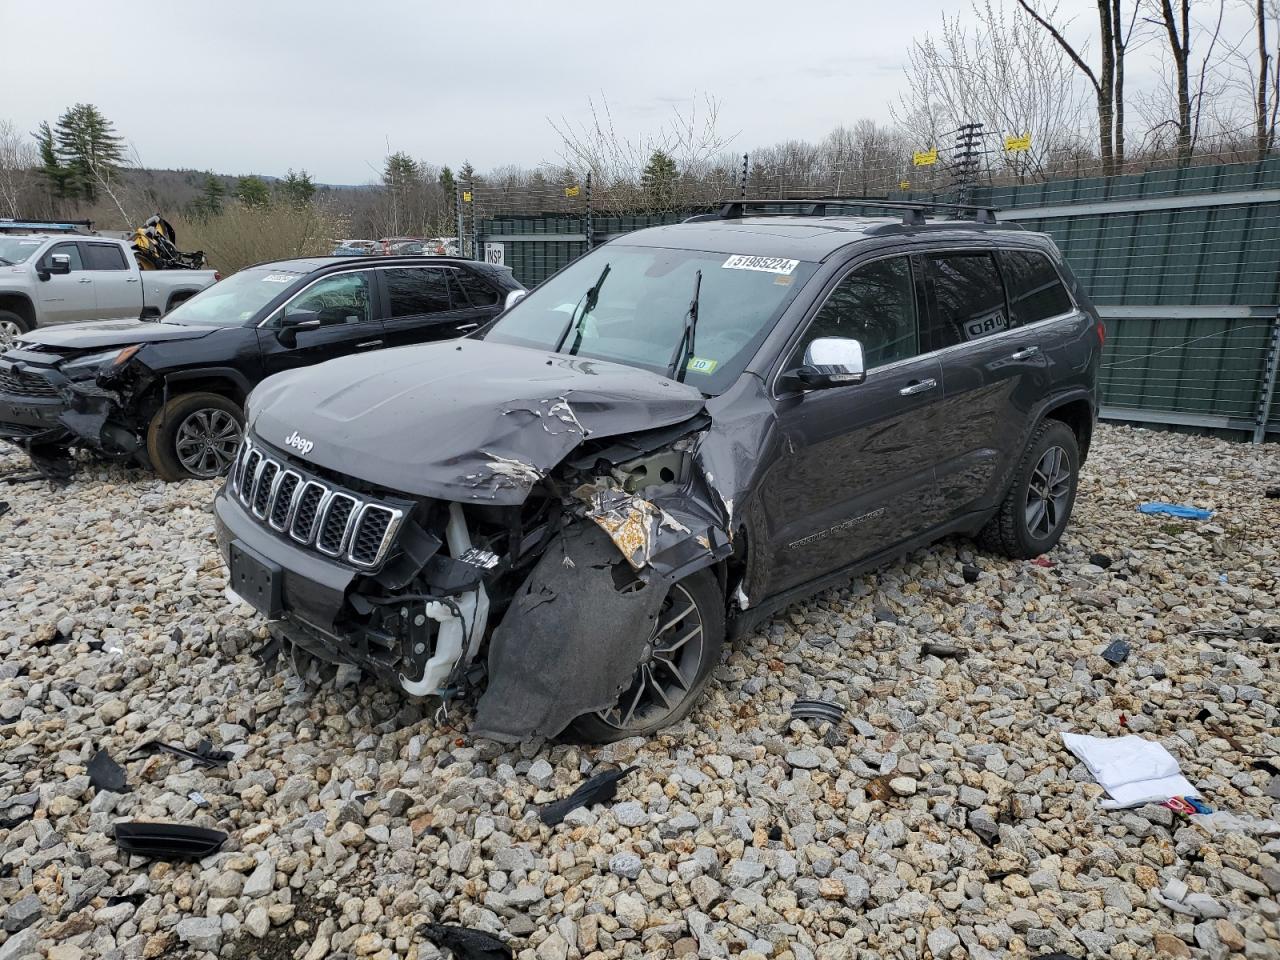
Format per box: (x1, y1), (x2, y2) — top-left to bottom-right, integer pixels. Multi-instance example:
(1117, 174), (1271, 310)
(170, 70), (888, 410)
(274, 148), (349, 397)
(22, 319), (215, 352)
(249, 339), (708, 503)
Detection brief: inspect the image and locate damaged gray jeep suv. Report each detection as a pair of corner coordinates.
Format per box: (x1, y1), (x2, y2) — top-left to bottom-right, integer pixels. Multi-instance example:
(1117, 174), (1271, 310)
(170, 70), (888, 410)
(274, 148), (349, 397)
(213, 199), (1103, 743)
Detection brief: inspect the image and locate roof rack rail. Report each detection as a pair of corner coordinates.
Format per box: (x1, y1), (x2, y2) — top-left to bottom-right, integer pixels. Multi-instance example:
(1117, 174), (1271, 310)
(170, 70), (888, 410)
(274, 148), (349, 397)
(0, 217), (94, 233)
(695, 197), (998, 226)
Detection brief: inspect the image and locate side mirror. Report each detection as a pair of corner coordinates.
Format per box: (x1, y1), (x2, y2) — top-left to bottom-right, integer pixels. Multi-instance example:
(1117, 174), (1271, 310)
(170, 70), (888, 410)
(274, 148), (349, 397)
(503, 289), (527, 311)
(277, 309), (321, 347)
(782, 337), (867, 392)
(40, 253), (72, 280)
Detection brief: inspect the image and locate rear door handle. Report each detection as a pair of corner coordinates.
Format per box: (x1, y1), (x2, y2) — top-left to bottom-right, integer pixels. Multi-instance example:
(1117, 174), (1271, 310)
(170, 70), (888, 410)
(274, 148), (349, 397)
(1009, 345), (1040, 360)
(356, 339), (383, 349)
(125, 277), (139, 283)
(77, 277), (92, 284)
(899, 378), (937, 396)
(456, 323), (479, 332)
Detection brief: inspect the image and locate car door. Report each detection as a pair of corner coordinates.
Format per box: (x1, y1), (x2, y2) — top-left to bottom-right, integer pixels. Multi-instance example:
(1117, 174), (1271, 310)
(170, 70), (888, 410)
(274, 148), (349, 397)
(760, 253), (950, 594)
(376, 265), (492, 347)
(922, 248), (1059, 516)
(35, 241), (96, 324)
(255, 270), (386, 377)
(81, 241), (139, 319)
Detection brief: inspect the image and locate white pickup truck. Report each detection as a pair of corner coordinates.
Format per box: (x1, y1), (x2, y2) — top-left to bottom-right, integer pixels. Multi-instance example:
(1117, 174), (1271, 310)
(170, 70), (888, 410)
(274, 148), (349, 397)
(0, 233), (219, 344)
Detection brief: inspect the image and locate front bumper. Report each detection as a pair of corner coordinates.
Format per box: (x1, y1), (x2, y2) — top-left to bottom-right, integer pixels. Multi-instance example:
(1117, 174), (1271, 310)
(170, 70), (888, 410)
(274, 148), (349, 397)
(0, 357), (72, 446)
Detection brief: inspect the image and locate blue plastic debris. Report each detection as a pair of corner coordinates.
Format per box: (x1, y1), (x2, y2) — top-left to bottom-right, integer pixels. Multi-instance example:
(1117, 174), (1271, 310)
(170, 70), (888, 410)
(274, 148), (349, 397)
(1138, 502), (1214, 520)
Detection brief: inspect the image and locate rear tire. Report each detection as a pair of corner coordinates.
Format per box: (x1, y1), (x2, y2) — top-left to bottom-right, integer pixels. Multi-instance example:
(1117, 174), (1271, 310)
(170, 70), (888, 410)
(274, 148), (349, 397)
(978, 419), (1079, 559)
(0, 310), (30, 349)
(146, 392), (244, 481)
(566, 568), (725, 744)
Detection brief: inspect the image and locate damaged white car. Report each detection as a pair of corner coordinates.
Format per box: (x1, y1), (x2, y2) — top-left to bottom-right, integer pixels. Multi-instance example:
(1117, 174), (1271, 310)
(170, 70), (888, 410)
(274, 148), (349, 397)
(213, 200), (1102, 742)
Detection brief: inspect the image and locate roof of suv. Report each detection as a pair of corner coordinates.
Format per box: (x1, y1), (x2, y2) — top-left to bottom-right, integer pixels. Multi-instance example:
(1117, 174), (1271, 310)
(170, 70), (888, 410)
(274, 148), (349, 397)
(244, 254), (485, 274)
(621, 215), (1027, 261)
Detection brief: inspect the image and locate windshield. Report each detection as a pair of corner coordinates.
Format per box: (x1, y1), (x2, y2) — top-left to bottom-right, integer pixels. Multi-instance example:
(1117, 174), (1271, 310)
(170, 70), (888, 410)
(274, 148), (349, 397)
(163, 268), (302, 327)
(0, 236), (46, 265)
(483, 245), (817, 394)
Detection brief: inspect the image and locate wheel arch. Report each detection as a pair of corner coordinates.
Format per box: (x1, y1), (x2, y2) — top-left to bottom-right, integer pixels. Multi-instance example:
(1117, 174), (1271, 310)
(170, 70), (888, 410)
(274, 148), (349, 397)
(162, 368), (253, 407)
(0, 293), (37, 329)
(1040, 394), (1095, 462)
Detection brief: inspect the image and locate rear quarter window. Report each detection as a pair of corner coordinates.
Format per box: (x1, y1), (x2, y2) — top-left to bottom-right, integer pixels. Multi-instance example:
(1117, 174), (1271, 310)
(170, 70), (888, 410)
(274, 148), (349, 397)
(924, 252), (1009, 348)
(1000, 249), (1074, 324)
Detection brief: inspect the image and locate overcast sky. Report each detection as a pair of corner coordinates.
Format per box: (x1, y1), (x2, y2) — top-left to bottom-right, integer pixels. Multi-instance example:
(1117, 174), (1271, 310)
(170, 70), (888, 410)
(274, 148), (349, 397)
(0, 1), (1250, 184)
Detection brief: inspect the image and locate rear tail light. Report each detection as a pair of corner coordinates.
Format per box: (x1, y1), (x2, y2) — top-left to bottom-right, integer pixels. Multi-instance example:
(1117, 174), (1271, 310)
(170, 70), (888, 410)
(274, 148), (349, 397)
(1096, 319), (1106, 347)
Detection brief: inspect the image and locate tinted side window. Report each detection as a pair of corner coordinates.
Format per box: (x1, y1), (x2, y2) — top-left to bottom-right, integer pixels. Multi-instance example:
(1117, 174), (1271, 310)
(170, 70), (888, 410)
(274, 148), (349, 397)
(83, 243), (128, 270)
(925, 253), (1008, 348)
(1001, 249), (1073, 325)
(794, 256), (918, 368)
(455, 270), (499, 307)
(285, 272), (372, 325)
(43, 242), (83, 272)
(385, 268), (452, 317)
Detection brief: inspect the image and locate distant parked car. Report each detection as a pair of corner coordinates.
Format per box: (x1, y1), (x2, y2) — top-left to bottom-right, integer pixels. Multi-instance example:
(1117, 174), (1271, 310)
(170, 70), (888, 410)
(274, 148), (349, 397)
(0, 255), (522, 480)
(0, 233), (218, 345)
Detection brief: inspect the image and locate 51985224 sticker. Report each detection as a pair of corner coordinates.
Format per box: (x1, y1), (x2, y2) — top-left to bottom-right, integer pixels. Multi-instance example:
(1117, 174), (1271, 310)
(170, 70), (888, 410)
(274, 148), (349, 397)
(722, 255), (799, 275)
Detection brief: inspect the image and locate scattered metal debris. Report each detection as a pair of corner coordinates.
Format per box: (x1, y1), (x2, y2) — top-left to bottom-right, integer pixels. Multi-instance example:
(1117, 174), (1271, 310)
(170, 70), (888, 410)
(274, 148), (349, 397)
(418, 922), (513, 960)
(1101, 638), (1131, 665)
(188, 791), (209, 808)
(538, 765), (636, 826)
(790, 699), (846, 724)
(920, 642), (966, 660)
(87, 749), (130, 793)
(130, 738), (232, 768)
(113, 822), (227, 860)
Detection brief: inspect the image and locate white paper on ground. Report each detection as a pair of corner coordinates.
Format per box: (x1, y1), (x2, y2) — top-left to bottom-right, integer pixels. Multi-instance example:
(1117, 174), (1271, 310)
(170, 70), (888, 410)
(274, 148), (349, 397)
(1061, 732), (1200, 809)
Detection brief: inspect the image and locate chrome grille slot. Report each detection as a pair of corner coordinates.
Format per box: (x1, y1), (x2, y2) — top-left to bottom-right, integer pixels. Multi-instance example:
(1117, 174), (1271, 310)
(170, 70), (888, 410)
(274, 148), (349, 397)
(350, 505), (397, 567)
(252, 461), (279, 517)
(269, 471), (301, 531)
(316, 493), (358, 556)
(239, 450), (262, 505)
(290, 481), (327, 543)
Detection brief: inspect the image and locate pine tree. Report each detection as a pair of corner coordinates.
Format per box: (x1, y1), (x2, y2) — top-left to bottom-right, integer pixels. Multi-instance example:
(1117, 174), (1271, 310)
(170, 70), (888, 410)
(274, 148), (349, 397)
(236, 175), (271, 207)
(383, 152), (420, 190)
(279, 168), (316, 207)
(53, 103), (126, 202)
(191, 172), (224, 218)
(438, 165), (456, 197)
(641, 151), (678, 209)
(34, 121), (71, 200)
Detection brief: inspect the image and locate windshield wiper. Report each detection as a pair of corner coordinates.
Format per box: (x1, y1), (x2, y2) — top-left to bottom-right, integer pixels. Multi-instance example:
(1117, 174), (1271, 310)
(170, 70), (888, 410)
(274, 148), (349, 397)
(0, 258), (13, 266)
(665, 269), (702, 382)
(554, 262), (611, 355)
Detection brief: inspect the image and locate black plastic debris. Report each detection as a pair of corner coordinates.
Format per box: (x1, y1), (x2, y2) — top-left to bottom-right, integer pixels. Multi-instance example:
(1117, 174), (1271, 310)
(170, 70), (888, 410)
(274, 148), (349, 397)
(1101, 639), (1131, 665)
(0, 471), (42, 484)
(767, 825), (783, 842)
(873, 606), (898, 624)
(962, 564), (980, 583)
(418, 923), (513, 960)
(1266, 486), (1279, 499)
(130, 738), (233, 768)
(252, 634), (282, 666)
(171, 626), (183, 644)
(88, 749), (130, 793)
(0, 809), (34, 830)
(538, 765), (636, 826)
(1088, 552), (1112, 568)
(790, 699), (845, 724)
(0, 501), (9, 518)
(105, 892), (147, 907)
(1195, 707), (1213, 722)
(920, 642), (966, 660)
(113, 822), (227, 860)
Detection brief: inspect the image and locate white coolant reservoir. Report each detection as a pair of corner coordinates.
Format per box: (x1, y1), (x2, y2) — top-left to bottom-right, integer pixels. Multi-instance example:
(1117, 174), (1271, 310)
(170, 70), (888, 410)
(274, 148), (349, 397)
(397, 502), (491, 696)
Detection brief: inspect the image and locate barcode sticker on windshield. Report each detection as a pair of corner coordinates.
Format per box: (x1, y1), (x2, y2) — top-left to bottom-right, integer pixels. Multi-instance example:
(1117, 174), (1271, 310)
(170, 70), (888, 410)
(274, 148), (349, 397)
(722, 254), (799, 275)
(261, 274), (296, 283)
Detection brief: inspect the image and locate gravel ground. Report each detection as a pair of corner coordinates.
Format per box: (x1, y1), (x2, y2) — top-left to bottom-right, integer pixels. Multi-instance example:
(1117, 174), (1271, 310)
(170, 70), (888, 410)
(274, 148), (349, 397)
(1, 424), (1278, 960)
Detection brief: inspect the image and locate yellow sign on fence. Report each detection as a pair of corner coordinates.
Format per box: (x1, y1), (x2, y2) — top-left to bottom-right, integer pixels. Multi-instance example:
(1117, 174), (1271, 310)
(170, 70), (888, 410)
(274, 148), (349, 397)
(1004, 133), (1032, 153)
(912, 148), (938, 167)
(462, 191), (473, 202)
(899, 180), (911, 191)
(564, 185), (580, 198)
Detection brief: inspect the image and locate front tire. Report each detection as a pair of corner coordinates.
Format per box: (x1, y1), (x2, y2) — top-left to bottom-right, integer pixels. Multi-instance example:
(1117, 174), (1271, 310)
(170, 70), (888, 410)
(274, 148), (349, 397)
(146, 392), (244, 481)
(567, 569), (725, 744)
(0, 310), (30, 349)
(978, 419), (1080, 559)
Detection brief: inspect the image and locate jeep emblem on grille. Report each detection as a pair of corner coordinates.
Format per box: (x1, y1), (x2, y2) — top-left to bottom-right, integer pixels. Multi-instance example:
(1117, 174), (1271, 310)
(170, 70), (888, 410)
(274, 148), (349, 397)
(284, 430), (314, 456)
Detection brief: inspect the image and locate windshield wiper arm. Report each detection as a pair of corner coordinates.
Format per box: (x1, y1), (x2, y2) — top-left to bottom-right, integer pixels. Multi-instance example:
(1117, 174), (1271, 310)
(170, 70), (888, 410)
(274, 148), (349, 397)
(553, 262), (611, 354)
(665, 269), (702, 382)
(0, 258), (13, 266)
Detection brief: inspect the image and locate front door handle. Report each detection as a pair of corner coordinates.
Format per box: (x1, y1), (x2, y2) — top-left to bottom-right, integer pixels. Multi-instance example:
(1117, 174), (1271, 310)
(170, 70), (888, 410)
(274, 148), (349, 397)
(456, 322), (479, 332)
(356, 339), (383, 349)
(1009, 345), (1040, 360)
(77, 277), (92, 284)
(899, 378), (937, 396)
(125, 277), (139, 283)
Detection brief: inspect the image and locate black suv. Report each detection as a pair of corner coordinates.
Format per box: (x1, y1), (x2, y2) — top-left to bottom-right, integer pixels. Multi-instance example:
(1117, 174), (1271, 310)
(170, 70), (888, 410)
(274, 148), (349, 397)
(213, 201), (1102, 744)
(0, 256), (522, 479)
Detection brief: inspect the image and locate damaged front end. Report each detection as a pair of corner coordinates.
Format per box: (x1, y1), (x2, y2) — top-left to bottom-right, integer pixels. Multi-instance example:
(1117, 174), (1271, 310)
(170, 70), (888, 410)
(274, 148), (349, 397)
(215, 385), (737, 742)
(0, 344), (153, 470)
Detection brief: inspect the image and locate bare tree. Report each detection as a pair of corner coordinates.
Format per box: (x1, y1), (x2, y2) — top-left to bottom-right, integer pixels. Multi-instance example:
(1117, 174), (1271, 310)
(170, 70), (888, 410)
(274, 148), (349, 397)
(896, 1), (1092, 180)
(1017, 0), (1140, 174)
(0, 120), (36, 218)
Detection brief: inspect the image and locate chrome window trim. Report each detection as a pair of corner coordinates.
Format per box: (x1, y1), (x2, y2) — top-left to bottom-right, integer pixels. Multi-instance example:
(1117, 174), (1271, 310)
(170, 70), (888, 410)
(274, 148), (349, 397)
(255, 262), (474, 329)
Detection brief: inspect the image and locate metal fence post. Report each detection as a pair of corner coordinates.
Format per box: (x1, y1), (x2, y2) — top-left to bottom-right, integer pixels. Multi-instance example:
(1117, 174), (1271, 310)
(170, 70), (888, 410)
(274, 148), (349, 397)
(454, 185), (464, 258)
(1253, 309), (1280, 443)
(585, 172), (593, 250)
(739, 153), (749, 199)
